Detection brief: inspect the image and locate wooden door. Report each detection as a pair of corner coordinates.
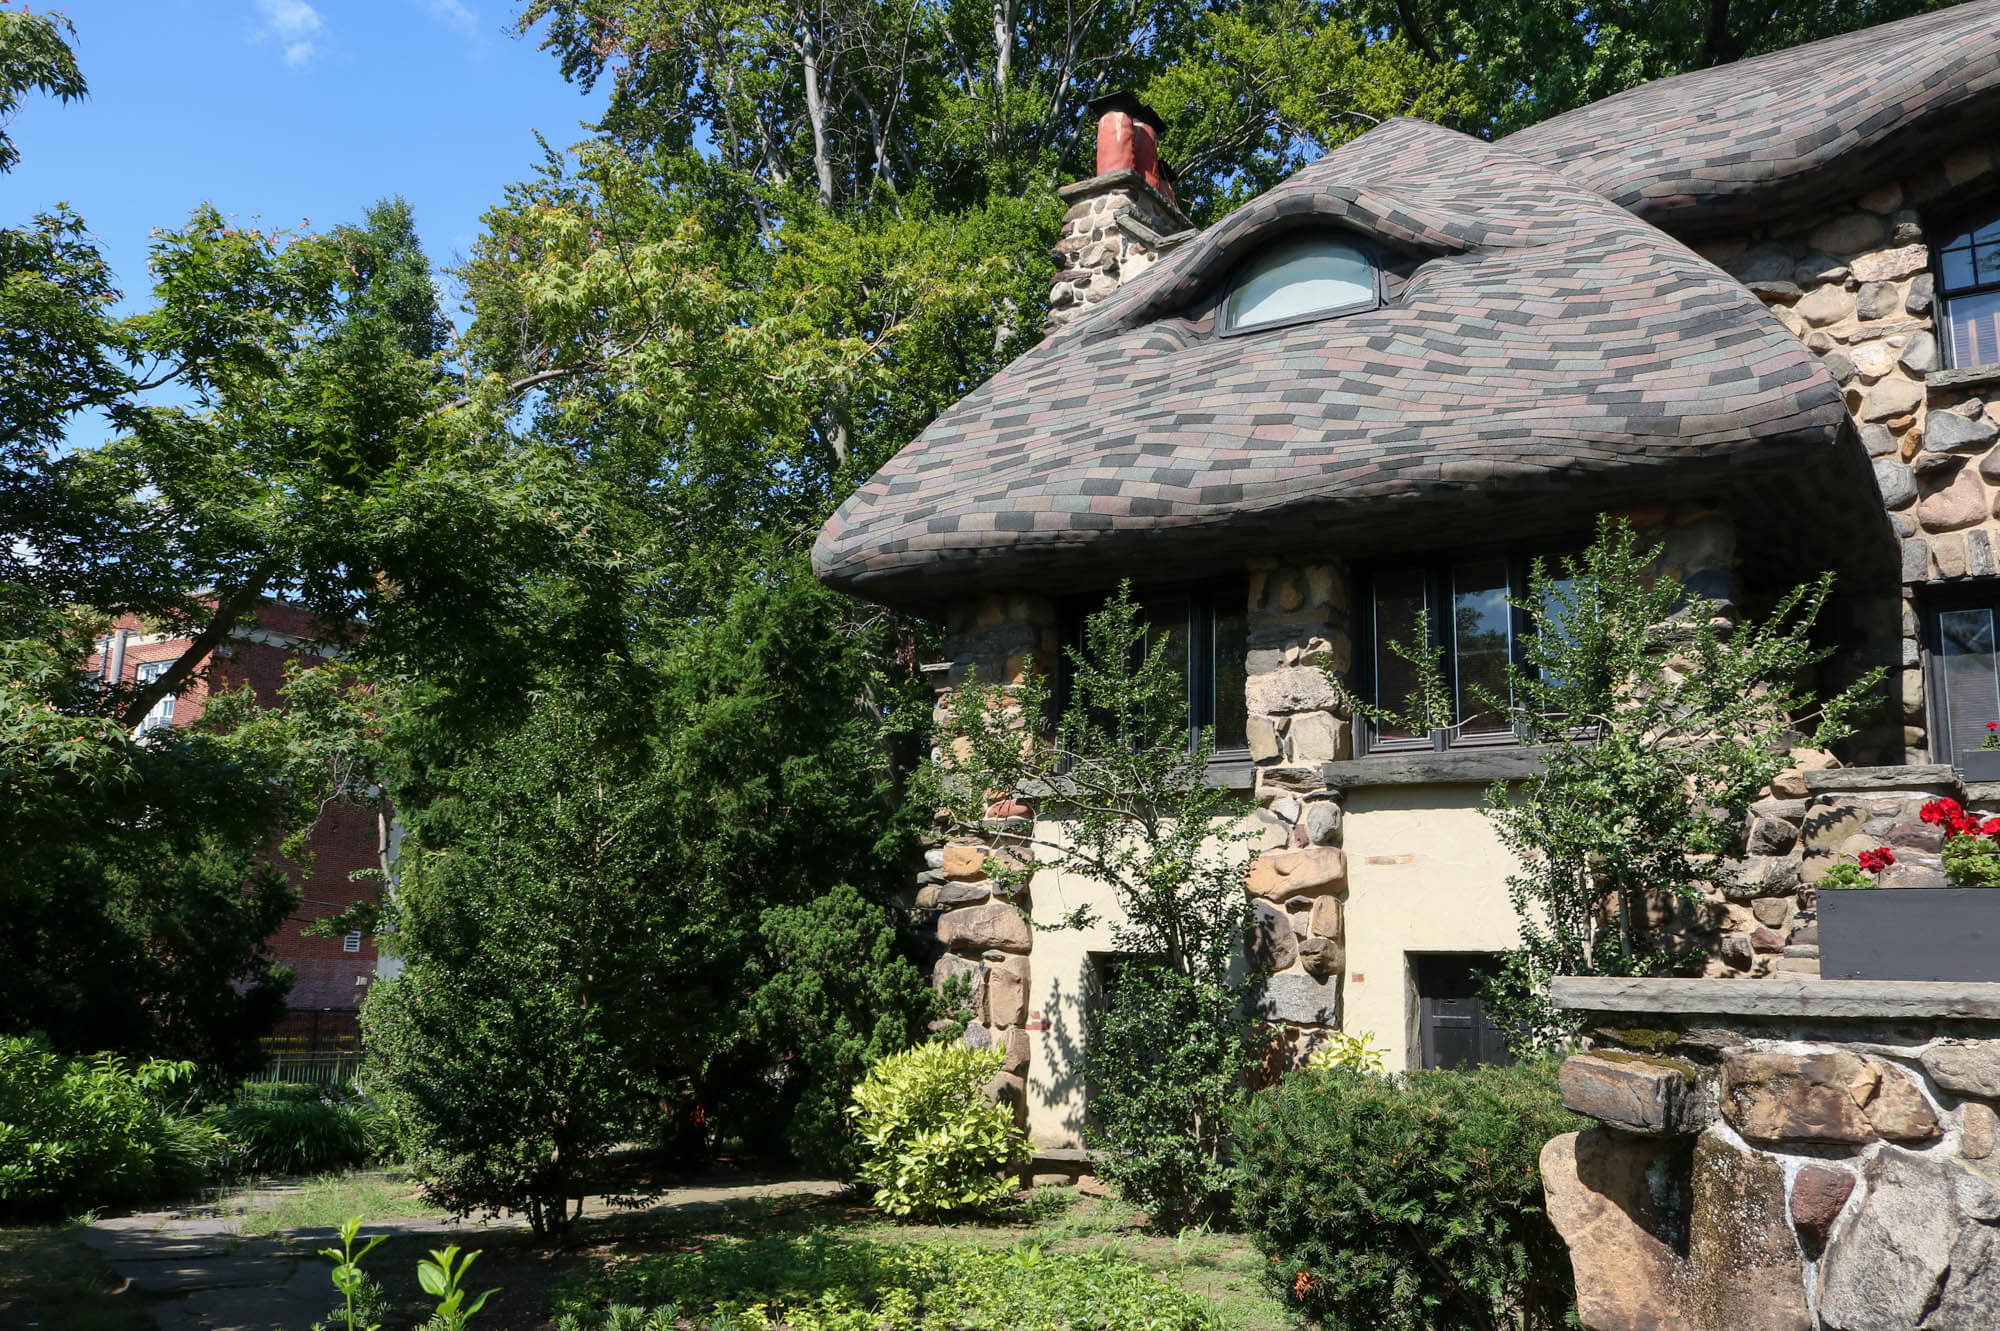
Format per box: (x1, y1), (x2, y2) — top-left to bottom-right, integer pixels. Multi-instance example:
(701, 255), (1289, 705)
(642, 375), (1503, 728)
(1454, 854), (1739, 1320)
(1414, 954), (1514, 1070)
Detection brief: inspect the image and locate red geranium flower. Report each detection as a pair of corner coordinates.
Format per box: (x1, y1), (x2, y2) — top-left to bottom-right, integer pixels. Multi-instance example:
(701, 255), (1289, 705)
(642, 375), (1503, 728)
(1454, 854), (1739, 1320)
(1988, 721), (1997, 731)
(1858, 848), (1895, 873)
(1923, 797), (1967, 826)
(1984, 818), (2000, 838)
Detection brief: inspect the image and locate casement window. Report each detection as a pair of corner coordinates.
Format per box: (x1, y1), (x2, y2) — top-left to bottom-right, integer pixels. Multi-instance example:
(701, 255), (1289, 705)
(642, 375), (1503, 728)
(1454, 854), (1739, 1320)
(1060, 586), (1249, 754)
(1923, 588), (2000, 780)
(134, 659), (178, 734)
(1220, 233), (1382, 336)
(1937, 210), (2000, 368)
(1358, 554), (1576, 754)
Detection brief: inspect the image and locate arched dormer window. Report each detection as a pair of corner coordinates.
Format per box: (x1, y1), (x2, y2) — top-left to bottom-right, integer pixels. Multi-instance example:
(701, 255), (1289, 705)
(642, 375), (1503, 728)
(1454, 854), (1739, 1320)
(1220, 233), (1381, 335)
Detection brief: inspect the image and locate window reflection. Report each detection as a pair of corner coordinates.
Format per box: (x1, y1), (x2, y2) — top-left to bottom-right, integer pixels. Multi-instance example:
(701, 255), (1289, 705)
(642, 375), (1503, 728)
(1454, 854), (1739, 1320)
(1453, 560), (1513, 735)
(1372, 569), (1431, 743)
(1939, 607), (2000, 764)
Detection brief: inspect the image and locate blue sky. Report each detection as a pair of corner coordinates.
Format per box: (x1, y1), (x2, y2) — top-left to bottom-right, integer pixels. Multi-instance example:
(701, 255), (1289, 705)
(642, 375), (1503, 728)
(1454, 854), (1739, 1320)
(8, 0), (610, 322)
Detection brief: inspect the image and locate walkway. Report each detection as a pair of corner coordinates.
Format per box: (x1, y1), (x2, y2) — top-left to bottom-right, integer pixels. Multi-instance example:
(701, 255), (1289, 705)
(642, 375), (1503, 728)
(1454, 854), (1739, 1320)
(76, 1176), (847, 1331)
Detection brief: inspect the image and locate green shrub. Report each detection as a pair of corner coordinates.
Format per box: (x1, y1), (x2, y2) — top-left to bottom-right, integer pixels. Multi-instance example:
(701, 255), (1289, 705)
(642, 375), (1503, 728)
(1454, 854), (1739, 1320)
(207, 1082), (389, 1177)
(1230, 1059), (1584, 1331)
(549, 1232), (1223, 1330)
(0, 1034), (220, 1218)
(847, 1042), (1018, 1217)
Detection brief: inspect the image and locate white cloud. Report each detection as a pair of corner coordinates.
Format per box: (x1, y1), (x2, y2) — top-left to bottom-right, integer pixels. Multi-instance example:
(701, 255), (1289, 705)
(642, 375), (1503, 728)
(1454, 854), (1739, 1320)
(427, 0), (480, 38)
(254, 0), (325, 67)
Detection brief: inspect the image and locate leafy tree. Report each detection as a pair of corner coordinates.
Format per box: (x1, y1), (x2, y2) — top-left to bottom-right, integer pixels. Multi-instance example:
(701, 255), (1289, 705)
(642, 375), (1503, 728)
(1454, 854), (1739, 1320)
(1464, 520), (1880, 1049)
(0, 9), (83, 174)
(928, 585), (1262, 1227)
(362, 698), (679, 1236)
(0, 639), (296, 1080)
(1358, 0), (1962, 137)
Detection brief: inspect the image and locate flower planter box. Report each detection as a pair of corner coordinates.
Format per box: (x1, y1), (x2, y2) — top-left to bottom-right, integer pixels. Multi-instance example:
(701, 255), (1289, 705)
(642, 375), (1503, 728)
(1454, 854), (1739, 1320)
(1818, 888), (2000, 981)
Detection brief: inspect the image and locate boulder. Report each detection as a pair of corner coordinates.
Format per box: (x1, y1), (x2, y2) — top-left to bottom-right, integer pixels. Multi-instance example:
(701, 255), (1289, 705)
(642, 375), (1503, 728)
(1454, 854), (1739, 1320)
(1559, 1054), (1702, 1136)
(1248, 900), (1298, 973)
(1540, 1129), (1683, 1331)
(1249, 973), (1337, 1025)
(1308, 894), (1342, 940)
(1244, 666), (1342, 716)
(1298, 935), (1342, 979)
(1922, 1041), (2000, 1100)
(1003, 1025), (1030, 1076)
(1927, 409), (2000, 453)
(1965, 1102), (1998, 1160)
(1245, 847), (1346, 901)
(934, 953), (989, 1022)
(938, 901), (1031, 952)
(1918, 465), (1986, 532)
(1302, 800), (1342, 846)
(1286, 710), (1349, 762)
(1721, 1050), (1876, 1144)
(1861, 1062), (1941, 1142)
(1818, 1146), (2000, 1331)
(1789, 1165), (1855, 1250)
(1748, 812), (1799, 855)
(987, 957), (1029, 1027)
(941, 843), (990, 880)
(1682, 1133), (1812, 1331)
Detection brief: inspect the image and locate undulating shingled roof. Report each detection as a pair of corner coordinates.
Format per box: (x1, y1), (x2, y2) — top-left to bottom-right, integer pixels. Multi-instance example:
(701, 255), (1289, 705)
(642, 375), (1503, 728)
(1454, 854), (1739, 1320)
(813, 118), (1853, 607)
(1503, 0), (2000, 237)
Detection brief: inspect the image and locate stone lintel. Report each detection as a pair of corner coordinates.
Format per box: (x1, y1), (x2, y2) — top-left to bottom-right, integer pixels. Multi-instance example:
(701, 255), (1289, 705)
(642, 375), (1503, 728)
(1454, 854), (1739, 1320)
(1803, 763), (1961, 794)
(1320, 748), (1548, 788)
(1055, 168), (1194, 230)
(1552, 976), (2000, 1021)
(1927, 363), (2000, 393)
(1114, 211), (1197, 251)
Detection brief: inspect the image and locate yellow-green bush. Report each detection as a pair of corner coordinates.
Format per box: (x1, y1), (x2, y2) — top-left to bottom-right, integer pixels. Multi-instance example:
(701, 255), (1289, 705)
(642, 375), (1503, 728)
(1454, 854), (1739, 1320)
(847, 1042), (1017, 1217)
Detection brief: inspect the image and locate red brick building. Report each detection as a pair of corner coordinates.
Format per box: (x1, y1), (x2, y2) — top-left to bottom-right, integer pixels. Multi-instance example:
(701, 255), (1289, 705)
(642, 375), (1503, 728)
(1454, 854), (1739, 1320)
(88, 601), (387, 1054)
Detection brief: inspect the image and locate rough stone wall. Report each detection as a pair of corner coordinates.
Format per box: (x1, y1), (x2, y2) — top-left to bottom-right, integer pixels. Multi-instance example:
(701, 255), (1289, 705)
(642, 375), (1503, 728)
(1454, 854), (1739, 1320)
(1697, 144), (2000, 765)
(1546, 1000), (2000, 1330)
(1046, 171), (1194, 334)
(1240, 560), (1352, 1054)
(913, 593), (1056, 1117)
(1706, 765), (1998, 983)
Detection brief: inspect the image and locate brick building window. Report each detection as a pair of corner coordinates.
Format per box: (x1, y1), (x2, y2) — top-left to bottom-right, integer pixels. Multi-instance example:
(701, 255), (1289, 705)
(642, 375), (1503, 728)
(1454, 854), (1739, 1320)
(1938, 211), (2000, 368)
(343, 932), (363, 953)
(134, 659), (178, 734)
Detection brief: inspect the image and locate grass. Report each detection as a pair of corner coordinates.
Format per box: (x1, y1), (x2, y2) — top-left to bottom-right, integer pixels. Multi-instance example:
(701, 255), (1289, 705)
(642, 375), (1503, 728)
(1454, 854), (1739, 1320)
(216, 1168), (443, 1235)
(0, 1226), (154, 1331)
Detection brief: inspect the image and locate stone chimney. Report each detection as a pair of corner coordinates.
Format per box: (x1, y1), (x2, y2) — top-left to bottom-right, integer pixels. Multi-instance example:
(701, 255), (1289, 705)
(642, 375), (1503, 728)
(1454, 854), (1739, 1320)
(1048, 93), (1197, 333)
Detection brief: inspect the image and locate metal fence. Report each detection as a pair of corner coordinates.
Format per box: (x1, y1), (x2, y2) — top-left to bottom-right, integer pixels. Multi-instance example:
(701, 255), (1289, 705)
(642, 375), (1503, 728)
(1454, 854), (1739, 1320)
(245, 1051), (366, 1086)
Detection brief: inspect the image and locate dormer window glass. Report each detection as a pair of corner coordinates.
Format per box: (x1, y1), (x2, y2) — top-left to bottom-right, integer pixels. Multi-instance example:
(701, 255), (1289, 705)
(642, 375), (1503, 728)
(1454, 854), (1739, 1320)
(1938, 211), (2000, 367)
(1220, 234), (1379, 335)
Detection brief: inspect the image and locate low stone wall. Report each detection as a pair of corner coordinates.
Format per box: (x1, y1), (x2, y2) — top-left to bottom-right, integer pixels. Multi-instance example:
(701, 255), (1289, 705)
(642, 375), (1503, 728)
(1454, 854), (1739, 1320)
(1542, 977), (2000, 1330)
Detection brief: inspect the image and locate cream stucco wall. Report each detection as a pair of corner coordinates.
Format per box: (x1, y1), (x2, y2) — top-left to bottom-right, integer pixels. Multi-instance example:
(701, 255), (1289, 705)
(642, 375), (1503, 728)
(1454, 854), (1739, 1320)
(1019, 808), (1284, 1149)
(1340, 784), (1525, 1072)
(1019, 784), (1523, 1145)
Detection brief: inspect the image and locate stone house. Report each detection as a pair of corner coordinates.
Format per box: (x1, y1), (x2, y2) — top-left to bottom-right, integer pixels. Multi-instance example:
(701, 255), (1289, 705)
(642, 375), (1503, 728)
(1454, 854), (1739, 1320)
(814, 2), (2000, 1150)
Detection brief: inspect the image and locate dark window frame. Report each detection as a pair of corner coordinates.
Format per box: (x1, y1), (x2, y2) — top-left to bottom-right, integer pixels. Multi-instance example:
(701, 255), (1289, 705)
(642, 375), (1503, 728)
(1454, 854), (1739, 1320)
(1056, 582), (1250, 759)
(1355, 551), (1572, 757)
(1932, 201), (2000, 370)
(1920, 580), (2000, 780)
(1216, 230), (1386, 339)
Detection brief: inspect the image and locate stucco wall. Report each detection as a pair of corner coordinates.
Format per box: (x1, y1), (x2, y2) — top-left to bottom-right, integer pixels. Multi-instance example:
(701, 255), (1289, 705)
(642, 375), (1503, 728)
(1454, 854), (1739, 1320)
(1020, 808), (1285, 1148)
(1340, 784), (1525, 1072)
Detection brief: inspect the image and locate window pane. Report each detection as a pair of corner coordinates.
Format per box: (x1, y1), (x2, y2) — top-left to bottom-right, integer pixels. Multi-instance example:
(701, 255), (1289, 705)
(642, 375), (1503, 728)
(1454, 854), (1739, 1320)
(1940, 608), (2000, 765)
(1946, 289), (2000, 368)
(1453, 560), (1514, 736)
(1225, 236), (1375, 330)
(1373, 569), (1431, 742)
(1941, 244), (1978, 291)
(1213, 602), (1248, 751)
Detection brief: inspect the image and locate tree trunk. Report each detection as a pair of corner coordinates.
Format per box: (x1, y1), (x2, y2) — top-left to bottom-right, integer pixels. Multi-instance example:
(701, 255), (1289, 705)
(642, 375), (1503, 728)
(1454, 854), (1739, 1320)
(800, 29), (838, 208)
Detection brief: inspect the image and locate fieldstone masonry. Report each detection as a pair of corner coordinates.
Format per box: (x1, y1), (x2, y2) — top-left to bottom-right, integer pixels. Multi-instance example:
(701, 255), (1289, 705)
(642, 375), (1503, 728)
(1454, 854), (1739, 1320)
(1543, 978), (2000, 1331)
(1700, 143), (2000, 764)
